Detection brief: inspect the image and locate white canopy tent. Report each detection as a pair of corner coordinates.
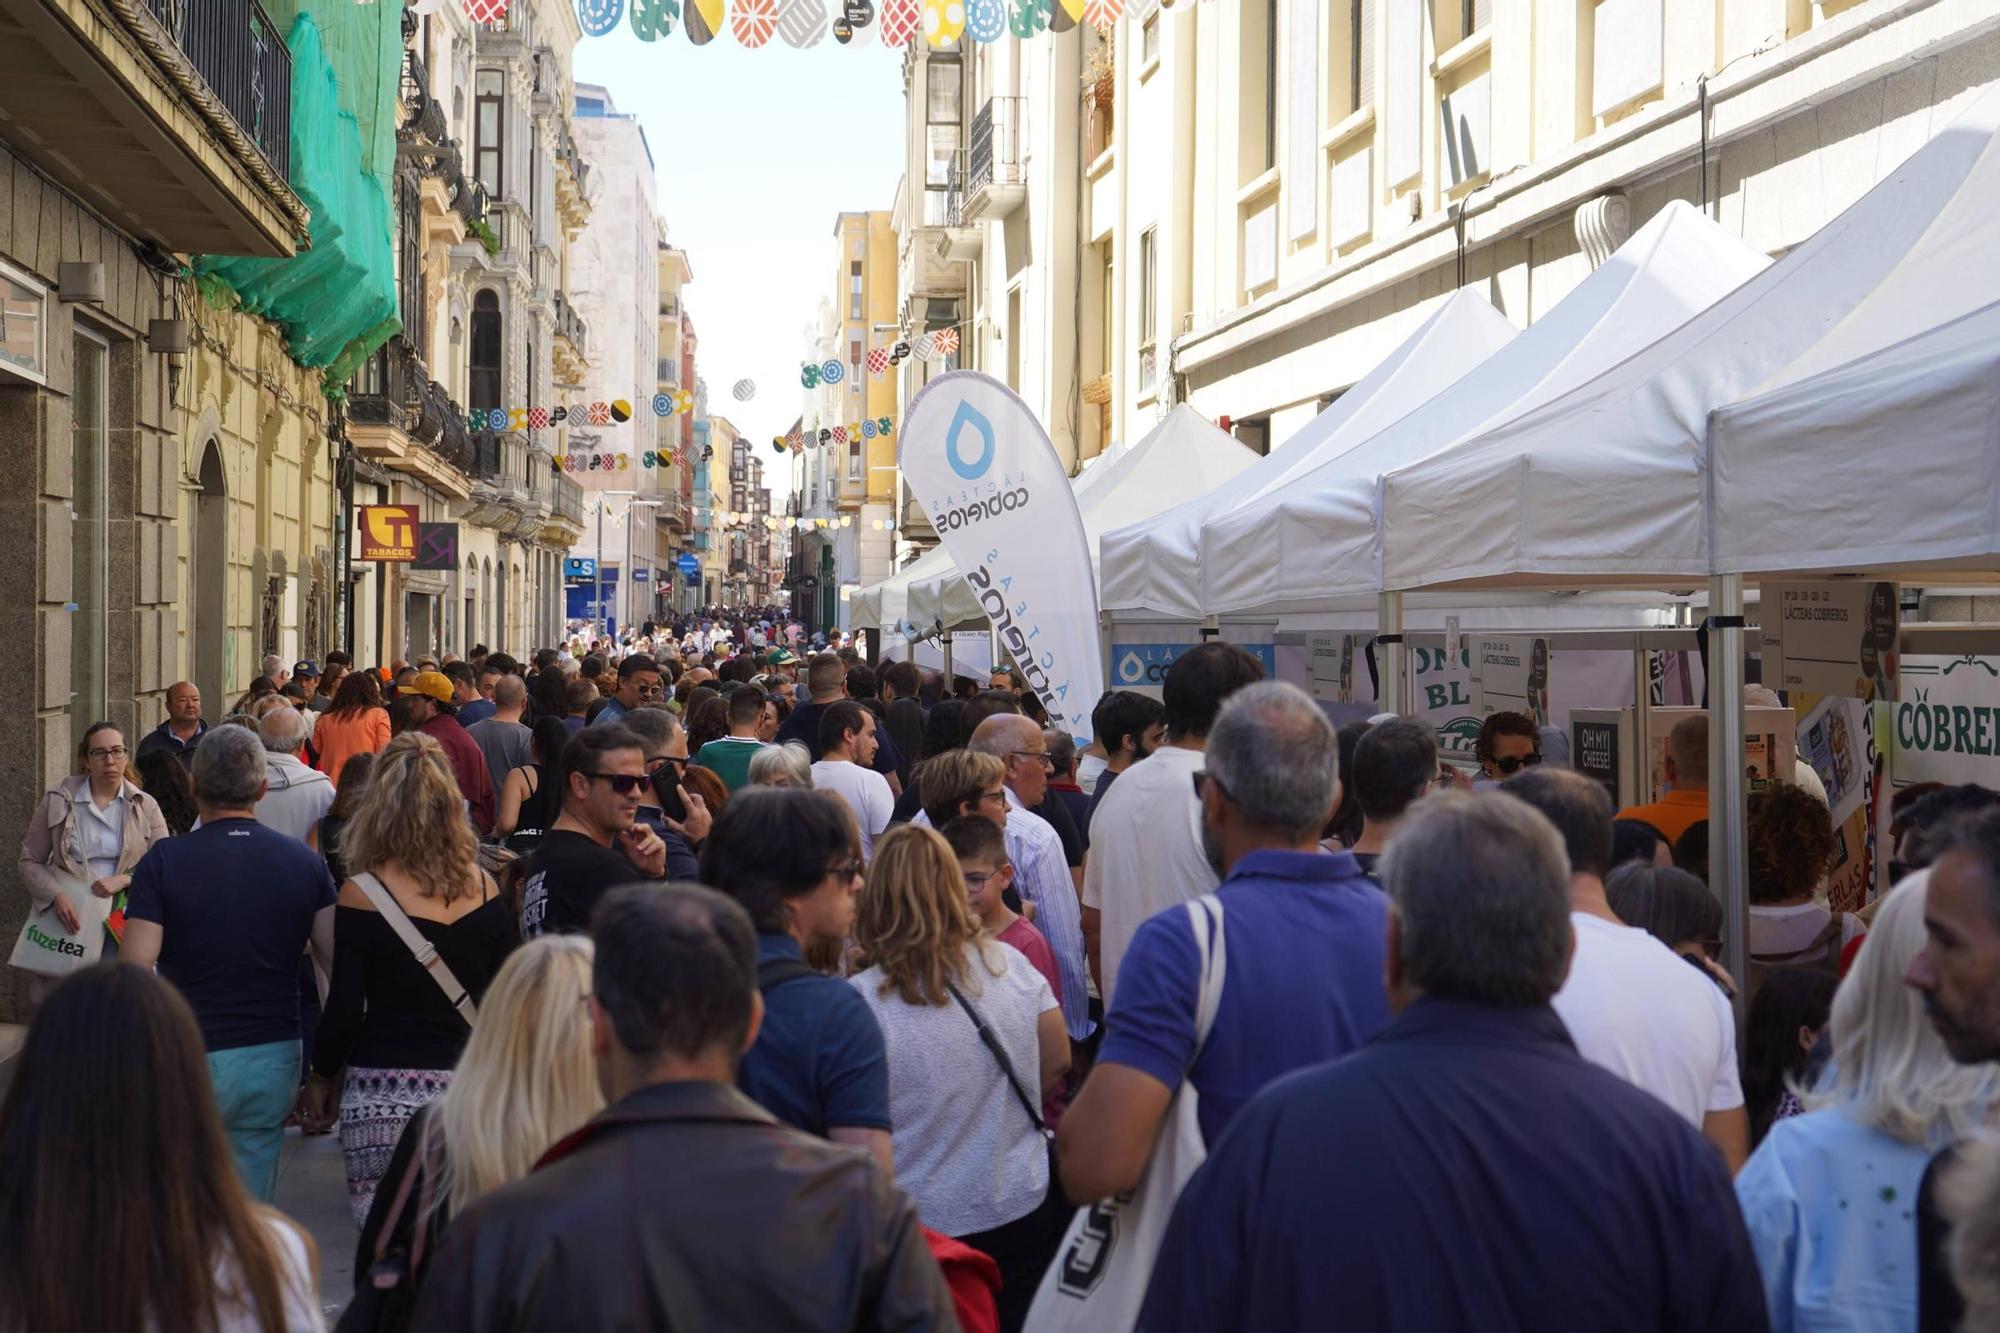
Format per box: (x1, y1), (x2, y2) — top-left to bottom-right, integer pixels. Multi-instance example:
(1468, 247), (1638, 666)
(1711, 298), (2000, 580)
(1371, 81), (2000, 996)
(1200, 202), (1769, 618)
(1097, 291), (1519, 622)
(907, 405), (1262, 631)
(1377, 83), (2000, 594)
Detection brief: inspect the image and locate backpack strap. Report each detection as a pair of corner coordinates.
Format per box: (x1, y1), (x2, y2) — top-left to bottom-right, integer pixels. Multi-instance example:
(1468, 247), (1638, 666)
(352, 872), (478, 1028)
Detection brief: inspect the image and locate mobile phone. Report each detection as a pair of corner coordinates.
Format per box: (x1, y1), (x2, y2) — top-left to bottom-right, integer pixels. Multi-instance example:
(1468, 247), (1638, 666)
(651, 769), (688, 824)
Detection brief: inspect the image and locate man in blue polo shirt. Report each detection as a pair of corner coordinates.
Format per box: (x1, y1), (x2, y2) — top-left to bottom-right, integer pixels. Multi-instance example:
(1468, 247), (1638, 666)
(699, 785), (892, 1171)
(1140, 792), (1767, 1332)
(1058, 681), (1389, 1197)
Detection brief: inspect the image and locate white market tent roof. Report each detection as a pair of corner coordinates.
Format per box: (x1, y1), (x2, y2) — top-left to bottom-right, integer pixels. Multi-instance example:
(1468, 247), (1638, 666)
(1376, 81), (2000, 593)
(1711, 298), (2000, 579)
(1098, 290), (1519, 621)
(1199, 202), (1769, 618)
(908, 405), (1261, 630)
(849, 437), (1133, 632)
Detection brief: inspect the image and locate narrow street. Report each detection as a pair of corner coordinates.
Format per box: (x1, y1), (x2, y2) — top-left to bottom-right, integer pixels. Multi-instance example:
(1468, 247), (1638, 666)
(276, 1129), (357, 1323)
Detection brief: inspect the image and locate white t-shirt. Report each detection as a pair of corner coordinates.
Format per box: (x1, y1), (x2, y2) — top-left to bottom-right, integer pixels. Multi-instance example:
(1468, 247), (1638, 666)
(1076, 754), (1108, 796)
(849, 940), (1057, 1236)
(1083, 746), (1216, 1007)
(1750, 902), (1867, 958)
(208, 1212), (325, 1332)
(811, 759), (895, 857)
(1553, 912), (1744, 1127)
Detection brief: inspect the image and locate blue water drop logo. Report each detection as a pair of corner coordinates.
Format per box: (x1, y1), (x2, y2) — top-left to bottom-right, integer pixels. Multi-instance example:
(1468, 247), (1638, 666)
(946, 400), (995, 480)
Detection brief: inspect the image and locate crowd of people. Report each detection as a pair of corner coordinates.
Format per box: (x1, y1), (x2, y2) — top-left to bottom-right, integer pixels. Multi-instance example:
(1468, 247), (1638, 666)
(8, 620), (2000, 1333)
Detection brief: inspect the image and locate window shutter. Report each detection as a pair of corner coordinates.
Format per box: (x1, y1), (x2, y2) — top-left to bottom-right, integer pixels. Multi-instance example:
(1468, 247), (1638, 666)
(1355, 0), (1376, 112)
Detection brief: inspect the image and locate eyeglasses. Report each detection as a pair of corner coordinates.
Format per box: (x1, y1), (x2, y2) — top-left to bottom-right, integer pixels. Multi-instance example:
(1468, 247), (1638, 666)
(1008, 750), (1055, 771)
(825, 858), (865, 883)
(964, 871), (998, 889)
(975, 788), (1009, 809)
(648, 756), (689, 785)
(584, 772), (651, 795)
(87, 746), (128, 761)
(1491, 753), (1543, 775)
(632, 684), (668, 698)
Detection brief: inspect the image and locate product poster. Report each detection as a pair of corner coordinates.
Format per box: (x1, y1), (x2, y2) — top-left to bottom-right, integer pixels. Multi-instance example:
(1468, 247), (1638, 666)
(1471, 636), (1552, 727)
(1573, 718), (1621, 803)
(1761, 581), (1900, 702)
(1882, 655), (2000, 790)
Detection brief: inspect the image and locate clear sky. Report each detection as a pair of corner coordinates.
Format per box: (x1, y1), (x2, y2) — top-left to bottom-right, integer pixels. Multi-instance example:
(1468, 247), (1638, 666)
(573, 26), (907, 457)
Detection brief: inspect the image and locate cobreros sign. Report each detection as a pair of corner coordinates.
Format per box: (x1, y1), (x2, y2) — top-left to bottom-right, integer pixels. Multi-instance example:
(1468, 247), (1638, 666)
(900, 372), (1102, 738)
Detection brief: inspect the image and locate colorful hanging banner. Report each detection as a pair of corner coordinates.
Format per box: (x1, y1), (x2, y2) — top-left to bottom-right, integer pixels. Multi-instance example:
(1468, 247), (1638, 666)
(570, 0), (1101, 43)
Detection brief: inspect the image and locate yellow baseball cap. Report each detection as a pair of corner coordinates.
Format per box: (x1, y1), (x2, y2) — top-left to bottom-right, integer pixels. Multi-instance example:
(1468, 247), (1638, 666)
(407, 671), (455, 704)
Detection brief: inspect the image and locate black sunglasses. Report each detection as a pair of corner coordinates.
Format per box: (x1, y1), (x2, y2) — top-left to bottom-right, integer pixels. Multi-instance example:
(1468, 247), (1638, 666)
(1492, 753), (1543, 775)
(585, 772), (651, 795)
(826, 858), (865, 882)
(648, 756), (689, 785)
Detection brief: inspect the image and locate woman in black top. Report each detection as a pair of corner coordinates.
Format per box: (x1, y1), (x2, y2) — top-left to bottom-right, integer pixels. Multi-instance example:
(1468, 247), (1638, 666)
(303, 732), (518, 1226)
(494, 716), (571, 845)
(309, 751), (377, 886)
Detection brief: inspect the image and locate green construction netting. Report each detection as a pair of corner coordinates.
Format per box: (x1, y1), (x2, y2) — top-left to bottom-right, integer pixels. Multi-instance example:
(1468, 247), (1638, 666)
(194, 10), (399, 394)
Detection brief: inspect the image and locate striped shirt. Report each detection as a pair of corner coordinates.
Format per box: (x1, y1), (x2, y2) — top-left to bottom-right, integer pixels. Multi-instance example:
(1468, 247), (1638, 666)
(916, 791), (1092, 1040)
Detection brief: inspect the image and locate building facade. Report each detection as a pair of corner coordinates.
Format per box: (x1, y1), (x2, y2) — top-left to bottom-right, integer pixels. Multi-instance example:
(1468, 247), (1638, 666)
(887, 0), (2000, 527)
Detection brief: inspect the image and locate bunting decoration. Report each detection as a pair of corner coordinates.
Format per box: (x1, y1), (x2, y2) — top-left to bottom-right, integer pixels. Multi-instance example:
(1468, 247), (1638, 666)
(931, 326), (959, 357)
(731, 377), (758, 401)
(778, 0), (828, 46)
(800, 327), (960, 386)
(878, 0), (920, 45)
(732, 0), (778, 43)
(966, 0), (1006, 42)
(566, 0), (1119, 39)
(578, 0), (624, 35)
(628, 0), (679, 37)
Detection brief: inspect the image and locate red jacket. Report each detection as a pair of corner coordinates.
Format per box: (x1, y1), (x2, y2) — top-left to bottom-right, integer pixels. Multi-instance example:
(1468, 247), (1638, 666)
(419, 713), (495, 834)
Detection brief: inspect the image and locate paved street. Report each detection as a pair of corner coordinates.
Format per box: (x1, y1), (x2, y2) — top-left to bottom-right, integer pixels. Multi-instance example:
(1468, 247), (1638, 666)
(276, 1128), (357, 1323)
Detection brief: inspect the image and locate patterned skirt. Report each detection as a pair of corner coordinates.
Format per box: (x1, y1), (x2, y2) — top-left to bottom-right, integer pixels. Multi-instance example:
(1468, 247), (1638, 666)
(340, 1067), (452, 1228)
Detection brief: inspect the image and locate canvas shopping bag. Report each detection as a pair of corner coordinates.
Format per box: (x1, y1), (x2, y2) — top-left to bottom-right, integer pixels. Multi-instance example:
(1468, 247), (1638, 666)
(1023, 895), (1225, 1332)
(9, 871), (110, 978)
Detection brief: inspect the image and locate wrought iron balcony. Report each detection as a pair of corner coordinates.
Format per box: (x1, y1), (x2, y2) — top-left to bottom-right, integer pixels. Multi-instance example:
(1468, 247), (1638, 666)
(552, 472), (585, 525)
(960, 97), (1026, 222)
(144, 0), (292, 178)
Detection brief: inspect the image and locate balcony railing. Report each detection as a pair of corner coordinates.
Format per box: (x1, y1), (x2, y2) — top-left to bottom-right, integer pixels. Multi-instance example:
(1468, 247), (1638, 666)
(145, 0), (292, 178)
(553, 294), (589, 355)
(968, 97), (1023, 197)
(552, 472), (585, 524)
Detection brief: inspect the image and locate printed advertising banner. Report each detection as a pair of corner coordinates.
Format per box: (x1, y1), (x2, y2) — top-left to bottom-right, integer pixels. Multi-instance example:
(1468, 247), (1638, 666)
(359, 505), (420, 562)
(901, 372), (1101, 737)
(1760, 581), (1900, 702)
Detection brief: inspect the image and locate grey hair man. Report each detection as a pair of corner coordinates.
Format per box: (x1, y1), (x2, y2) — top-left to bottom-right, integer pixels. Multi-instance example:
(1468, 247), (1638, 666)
(1060, 681), (1390, 1205)
(261, 653), (289, 690)
(252, 702), (333, 844)
(1505, 766), (1749, 1173)
(1138, 790), (1767, 1331)
(617, 706), (707, 880)
(120, 723), (338, 1203)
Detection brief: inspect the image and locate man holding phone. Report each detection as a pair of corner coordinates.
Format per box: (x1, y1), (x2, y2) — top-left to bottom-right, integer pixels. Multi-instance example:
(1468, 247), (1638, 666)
(618, 706), (709, 882)
(518, 726), (673, 939)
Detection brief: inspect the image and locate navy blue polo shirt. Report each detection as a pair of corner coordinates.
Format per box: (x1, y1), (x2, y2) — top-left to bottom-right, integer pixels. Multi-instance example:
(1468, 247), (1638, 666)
(1097, 849), (1390, 1147)
(1140, 1000), (1769, 1333)
(125, 817), (335, 1052)
(738, 933), (891, 1137)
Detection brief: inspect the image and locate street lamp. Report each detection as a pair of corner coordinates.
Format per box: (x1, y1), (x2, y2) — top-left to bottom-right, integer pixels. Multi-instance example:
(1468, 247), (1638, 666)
(625, 498), (663, 638)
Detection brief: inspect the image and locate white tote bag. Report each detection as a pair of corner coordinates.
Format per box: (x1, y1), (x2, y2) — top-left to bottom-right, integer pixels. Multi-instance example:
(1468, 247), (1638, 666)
(1024, 895), (1226, 1332)
(9, 872), (110, 979)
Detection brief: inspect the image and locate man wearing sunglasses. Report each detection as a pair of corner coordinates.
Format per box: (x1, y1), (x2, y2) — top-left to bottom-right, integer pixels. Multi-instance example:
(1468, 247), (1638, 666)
(518, 726), (669, 940)
(589, 655), (667, 730)
(1475, 711), (1544, 783)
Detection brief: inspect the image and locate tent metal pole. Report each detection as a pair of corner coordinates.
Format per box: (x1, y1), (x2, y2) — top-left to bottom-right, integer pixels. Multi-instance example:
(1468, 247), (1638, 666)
(1632, 644), (1652, 810)
(942, 631), (955, 681)
(1709, 574), (1749, 999)
(1379, 591), (1406, 715)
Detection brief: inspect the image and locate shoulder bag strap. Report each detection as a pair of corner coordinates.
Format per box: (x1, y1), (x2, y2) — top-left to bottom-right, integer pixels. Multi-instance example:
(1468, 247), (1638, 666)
(1186, 895), (1228, 1056)
(368, 1118), (429, 1267)
(946, 975), (1049, 1139)
(351, 872), (479, 1028)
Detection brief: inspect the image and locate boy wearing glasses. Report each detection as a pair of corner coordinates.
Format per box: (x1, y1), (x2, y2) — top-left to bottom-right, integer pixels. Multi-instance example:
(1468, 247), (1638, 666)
(944, 815), (1067, 1128)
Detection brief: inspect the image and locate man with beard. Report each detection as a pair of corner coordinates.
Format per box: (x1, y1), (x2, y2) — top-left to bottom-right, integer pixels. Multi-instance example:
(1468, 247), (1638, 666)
(1058, 682), (1389, 1206)
(1905, 805), (2000, 1330)
(1083, 646), (1261, 1004)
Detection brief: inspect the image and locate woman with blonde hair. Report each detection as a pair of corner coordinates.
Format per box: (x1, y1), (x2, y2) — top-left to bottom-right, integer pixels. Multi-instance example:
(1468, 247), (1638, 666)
(354, 936), (600, 1300)
(848, 823), (1067, 1332)
(1735, 877), (2000, 1330)
(303, 732), (518, 1226)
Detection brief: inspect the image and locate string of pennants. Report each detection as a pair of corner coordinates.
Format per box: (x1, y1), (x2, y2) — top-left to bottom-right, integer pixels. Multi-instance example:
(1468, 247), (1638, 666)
(806, 326), (959, 388)
(466, 390), (696, 436)
(773, 416), (897, 454)
(554, 0), (1131, 48)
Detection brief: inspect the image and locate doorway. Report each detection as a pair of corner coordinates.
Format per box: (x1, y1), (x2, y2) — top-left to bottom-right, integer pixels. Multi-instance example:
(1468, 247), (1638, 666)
(194, 441), (228, 722)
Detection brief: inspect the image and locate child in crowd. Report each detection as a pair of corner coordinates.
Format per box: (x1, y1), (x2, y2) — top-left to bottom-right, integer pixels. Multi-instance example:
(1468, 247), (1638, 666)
(944, 816), (1067, 1128)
